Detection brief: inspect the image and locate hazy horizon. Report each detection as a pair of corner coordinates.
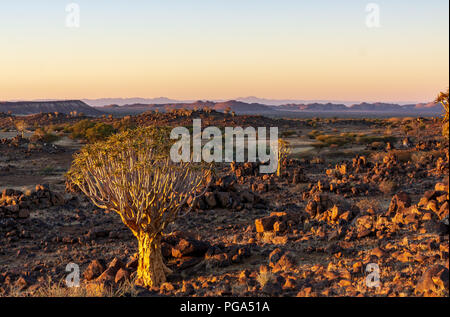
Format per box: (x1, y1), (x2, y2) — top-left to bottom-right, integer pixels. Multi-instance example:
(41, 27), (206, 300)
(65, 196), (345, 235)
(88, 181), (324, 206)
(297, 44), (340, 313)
(2, 96), (436, 106)
(1, 0), (449, 102)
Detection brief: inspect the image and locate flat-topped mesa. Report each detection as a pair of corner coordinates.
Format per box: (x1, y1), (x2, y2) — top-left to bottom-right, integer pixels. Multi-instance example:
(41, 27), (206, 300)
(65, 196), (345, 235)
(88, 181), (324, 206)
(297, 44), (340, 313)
(0, 100), (104, 116)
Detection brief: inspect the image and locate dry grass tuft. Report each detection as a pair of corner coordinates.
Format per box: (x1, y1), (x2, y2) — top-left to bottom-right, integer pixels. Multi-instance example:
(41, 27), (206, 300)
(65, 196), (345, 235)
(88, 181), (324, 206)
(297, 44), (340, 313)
(3, 278), (140, 297)
(378, 180), (397, 194)
(356, 198), (381, 213)
(256, 271), (274, 289)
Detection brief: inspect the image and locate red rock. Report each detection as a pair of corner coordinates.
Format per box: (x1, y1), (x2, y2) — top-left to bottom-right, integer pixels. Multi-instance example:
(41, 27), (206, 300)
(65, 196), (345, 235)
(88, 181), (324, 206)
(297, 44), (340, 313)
(125, 257), (138, 271)
(415, 265), (449, 295)
(438, 201), (449, 219)
(115, 268), (130, 284)
(108, 257), (125, 273)
(83, 260), (105, 281)
(204, 192), (217, 208)
(96, 267), (116, 284)
(255, 216), (276, 233)
(387, 191), (411, 216)
(371, 247), (385, 258)
(273, 221), (286, 233)
(273, 252), (297, 272)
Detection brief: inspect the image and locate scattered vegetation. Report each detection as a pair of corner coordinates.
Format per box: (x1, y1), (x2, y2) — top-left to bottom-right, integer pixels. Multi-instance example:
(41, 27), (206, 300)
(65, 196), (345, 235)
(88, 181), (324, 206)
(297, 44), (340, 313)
(66, 120), (116, 142)
(30, 128), (61, 143)
(309, 131), (396, 148)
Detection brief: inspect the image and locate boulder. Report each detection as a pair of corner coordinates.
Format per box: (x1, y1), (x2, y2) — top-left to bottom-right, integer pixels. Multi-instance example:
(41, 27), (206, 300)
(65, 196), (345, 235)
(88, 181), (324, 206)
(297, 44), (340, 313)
(387, 192), (411, 216)
(115, 268), (131, 284)
(171, 238), (209, 258)
(83, 259), (105, 281)
(216, 192), (231, 208)
(255, 216), (276, 233)
(204, 192), (217, 208)
(415, 265), (449, 295)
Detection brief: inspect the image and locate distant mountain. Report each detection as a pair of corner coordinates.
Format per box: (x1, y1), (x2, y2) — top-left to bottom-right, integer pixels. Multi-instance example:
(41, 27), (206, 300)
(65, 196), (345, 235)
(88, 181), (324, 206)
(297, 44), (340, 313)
(348, 102), (405, 112)
(3, 96), (441, 117)
(0, 100), (104, 116)
(83, 97), (192, 107)
(100, 100), (274, 115)
(101, 101), (216, 114)
(277, 103), (348, 111)
(412, 102), (443, 111)
(84, 97), (370, 107)
(275, 101), (443, 114)
(212, 100), (273, 113)
(348, 102), (442, 113)
(83, 96), (432, 109)
(97, 100), (444, 116)
(236, 97), (361, 106)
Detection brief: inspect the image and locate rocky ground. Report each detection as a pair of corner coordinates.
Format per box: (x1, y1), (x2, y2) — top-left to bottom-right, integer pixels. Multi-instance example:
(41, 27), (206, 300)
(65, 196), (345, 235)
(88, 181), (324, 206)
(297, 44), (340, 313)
(0, 112), (448, 297)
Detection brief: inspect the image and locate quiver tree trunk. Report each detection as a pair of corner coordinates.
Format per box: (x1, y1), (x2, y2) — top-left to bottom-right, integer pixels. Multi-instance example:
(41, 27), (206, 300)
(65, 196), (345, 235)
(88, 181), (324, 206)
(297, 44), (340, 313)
(136, 233), (172, 288)
(276, 164), (281, 177)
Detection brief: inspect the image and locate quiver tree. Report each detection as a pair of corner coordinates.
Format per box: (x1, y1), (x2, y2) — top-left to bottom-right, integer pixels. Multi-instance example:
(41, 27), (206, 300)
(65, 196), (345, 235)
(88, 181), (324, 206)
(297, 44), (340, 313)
(277, 138), (291, 177)
(67, 127), (211, 287)
(436, 89), (449, 139)
(14, 120), (27, 138)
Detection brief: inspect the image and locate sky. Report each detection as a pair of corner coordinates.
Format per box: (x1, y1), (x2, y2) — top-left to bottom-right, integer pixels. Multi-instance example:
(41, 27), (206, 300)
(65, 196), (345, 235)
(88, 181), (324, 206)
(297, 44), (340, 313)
(0, 0), (448, 103)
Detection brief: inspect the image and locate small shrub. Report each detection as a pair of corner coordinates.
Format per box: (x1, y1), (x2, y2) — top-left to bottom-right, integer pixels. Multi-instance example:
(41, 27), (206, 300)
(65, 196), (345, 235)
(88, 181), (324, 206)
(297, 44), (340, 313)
(392, 150), (413, 163)
(68, 120), (96, 139)
(378, 180), (397, 194)
(356, 135), (396, 145)
(31, 128), (60, 143)
(256, 271), (274, 289)
(85, 123), (116, 142)
(67, 120), (116, 142)
(40, 165), (56, 175)
(370, 141), (384, 149)
(411, 151), (429, 164)
(308, 130), (321, 139)
(14, 120), (28, 137)
(281, 130), (296, 138)
(356, 198), (381, 213)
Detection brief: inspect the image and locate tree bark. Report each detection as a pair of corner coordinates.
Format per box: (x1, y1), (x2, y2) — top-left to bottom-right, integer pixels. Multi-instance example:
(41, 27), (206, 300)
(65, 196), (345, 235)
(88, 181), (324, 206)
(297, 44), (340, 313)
(277, 159), (282, 177)
(136, 233), (171, 288)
